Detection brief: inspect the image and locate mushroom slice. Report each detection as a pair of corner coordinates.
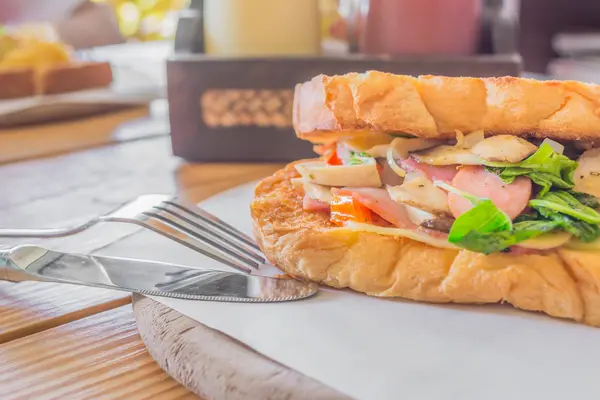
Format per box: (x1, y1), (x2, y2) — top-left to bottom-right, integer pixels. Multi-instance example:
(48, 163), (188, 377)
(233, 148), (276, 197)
(295, 161), (382, 188)
(411, 145), (482, 166)
(574, 148), (600, 198)
(404, 205), (454, 232)
(387, 173), (451, 216)
(471, 135), (537, 163)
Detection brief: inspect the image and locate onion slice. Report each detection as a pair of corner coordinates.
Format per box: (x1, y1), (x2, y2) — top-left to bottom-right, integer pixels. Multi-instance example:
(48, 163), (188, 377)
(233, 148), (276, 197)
(541, 138), (564, 155)
(386, 145), (406, 178)
(455, 130), (485, 149)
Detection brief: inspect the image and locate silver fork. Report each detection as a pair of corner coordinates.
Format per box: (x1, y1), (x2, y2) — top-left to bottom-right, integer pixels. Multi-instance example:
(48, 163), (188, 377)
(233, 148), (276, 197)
(0, 195), (264, 275)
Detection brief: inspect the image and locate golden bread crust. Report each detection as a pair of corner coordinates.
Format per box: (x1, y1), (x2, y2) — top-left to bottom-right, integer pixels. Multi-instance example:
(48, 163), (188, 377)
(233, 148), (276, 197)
(293, 71), (600, 143)
(251, 163), (600, 327)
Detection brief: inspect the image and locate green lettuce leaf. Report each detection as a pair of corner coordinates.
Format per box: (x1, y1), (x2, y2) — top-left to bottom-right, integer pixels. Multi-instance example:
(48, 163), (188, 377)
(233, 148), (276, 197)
(529, 190), (600, 225)
(441, 186), (562, 254)
(513, 209), (540, 223)
(484, 143), (578, 196)
(455, 220), (560, 254)
(436, 181), (516, 253)
(347, 151), (371, 165)
(569, 191), (600, 209)
(510, 192), (600, 242)
(447, 199), (513, 244)
(437, 170), (600, 253)
(528, 191), (600, 242)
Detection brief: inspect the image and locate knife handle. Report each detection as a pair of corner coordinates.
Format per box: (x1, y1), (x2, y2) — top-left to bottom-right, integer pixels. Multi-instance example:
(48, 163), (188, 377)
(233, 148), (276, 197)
(0, 249), (43, 283)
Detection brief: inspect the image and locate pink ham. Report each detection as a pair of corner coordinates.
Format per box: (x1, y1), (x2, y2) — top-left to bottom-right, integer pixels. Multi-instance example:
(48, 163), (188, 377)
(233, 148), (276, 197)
(507, 246), (543, 255)
(400, 157), (458, 183)
(448, 166), (532, 220)
(302, 196), (329, 212)
(343, 187), (416, 229)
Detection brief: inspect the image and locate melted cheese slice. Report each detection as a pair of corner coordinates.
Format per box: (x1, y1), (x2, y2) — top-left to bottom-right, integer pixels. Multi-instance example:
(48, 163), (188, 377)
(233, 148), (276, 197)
(337, 221), (458, 249)
(565, 237), (600, 251)
(518, 231), (571, 250)
(338, 222), (572, 251)
(295, 161), (382, 188)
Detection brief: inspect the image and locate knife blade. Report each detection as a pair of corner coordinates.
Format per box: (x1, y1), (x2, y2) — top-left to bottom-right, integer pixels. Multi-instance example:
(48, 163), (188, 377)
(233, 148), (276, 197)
(0, 245), (318, 302)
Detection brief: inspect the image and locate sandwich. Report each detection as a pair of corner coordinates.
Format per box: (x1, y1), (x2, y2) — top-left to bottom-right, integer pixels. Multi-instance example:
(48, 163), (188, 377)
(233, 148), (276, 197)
(250, 71), (600, 327)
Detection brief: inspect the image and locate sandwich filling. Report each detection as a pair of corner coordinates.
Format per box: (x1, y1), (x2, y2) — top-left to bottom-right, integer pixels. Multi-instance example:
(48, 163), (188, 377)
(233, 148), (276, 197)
(293, 132), (600, 254)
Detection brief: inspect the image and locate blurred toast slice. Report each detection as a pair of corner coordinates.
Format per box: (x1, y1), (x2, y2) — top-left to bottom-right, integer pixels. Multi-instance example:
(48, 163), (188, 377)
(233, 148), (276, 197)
(40, 61), (113, 95)
(0, 39), (112, 99)
(0, 61), (113, 99)
(0, 69), (36, 99)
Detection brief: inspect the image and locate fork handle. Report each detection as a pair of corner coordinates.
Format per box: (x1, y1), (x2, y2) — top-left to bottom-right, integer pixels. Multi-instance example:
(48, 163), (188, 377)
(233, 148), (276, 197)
(0, 224), (92, 238)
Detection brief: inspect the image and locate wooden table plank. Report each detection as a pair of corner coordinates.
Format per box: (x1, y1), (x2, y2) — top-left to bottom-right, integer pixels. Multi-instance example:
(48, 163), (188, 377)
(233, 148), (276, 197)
(0, 136), (280, 230)
(0, 135), (281, 343)
(0, 130), (284, 398)
(0, 137), (180, 232)
(0, 107), (150, 165)
(0, 99), (171, 165)
(0, 305), (199, 400)
(0, 281), (129, 344)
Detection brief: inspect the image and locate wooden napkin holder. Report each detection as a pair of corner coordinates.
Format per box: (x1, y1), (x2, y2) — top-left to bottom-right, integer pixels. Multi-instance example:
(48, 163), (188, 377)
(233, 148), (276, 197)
(167, 53), (522, 162)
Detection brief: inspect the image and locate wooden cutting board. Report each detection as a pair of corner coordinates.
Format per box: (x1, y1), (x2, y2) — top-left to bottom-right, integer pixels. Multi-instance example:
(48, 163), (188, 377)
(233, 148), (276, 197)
(132, 295), (349, 400)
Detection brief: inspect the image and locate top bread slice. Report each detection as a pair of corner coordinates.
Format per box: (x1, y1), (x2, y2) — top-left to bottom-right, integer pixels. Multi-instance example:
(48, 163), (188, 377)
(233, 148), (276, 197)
(293, 71), (600, 143)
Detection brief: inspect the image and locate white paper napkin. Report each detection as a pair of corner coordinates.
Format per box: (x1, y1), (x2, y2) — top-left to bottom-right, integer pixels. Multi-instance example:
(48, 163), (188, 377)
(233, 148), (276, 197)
(100, 182), (600, 400)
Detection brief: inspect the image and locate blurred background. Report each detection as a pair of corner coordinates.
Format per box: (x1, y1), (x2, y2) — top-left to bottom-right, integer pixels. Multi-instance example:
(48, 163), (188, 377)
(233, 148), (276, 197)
(1, 0), (599, 72)
(1, 0), (600, 162)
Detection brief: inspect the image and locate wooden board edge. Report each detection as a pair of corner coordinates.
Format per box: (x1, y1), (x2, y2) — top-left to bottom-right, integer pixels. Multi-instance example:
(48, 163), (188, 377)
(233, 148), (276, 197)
(132, 294), (349, 400)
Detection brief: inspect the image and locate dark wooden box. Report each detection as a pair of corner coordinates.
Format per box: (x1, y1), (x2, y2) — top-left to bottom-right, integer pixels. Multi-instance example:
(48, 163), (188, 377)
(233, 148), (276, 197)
(167, 54), (522, 162)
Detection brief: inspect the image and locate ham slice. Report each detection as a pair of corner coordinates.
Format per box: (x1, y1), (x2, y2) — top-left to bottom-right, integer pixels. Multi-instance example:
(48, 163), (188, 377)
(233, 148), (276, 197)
(303, 196), (329, 212)
(448, 166), (532, 220)
(400, 157), (458, 183)
(341, 187), (416, 229)
(507, 246), (543, 255)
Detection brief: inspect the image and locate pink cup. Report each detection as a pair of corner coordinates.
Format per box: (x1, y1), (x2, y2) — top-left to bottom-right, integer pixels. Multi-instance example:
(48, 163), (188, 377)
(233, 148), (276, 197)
(359, 0), (481, 56)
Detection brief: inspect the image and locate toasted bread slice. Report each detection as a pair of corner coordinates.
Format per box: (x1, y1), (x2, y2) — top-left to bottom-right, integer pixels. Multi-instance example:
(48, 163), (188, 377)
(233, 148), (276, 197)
(0, 61), (113, 99)
(40, 61), (113, 95)
(294, 71), (600, 143)
(251, 162), (600, 327)
(0, 68), (36, 99)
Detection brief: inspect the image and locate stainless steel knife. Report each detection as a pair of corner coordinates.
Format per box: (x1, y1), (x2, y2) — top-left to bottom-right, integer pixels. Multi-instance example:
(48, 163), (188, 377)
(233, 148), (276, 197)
(0, 245), (318, 302)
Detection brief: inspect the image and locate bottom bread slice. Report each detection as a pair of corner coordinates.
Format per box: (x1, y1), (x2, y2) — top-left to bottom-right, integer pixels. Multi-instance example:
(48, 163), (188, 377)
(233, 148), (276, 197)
(250, 162), (600, 327)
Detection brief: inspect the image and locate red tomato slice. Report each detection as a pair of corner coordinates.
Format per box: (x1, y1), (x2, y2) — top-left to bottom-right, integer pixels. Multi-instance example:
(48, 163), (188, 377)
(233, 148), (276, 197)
(330, 189), (372, 226)
(324, 149), (343, 166)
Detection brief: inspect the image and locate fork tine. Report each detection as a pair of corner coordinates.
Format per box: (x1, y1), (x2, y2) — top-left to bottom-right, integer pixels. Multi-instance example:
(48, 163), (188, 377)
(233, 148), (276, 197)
(153, 204), (266, 264)
(165, 199), (261, 251)
(143, 210), (262, 271)
(138, 215), (254, 274)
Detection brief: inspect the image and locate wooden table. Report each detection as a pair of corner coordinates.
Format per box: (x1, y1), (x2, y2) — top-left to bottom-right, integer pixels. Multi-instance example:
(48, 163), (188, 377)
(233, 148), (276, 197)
(0, 106), (281, 399)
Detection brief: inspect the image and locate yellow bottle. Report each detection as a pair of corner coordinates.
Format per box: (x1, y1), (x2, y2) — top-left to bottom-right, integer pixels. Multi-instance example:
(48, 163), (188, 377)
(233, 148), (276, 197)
(204, 0), (321, 56)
